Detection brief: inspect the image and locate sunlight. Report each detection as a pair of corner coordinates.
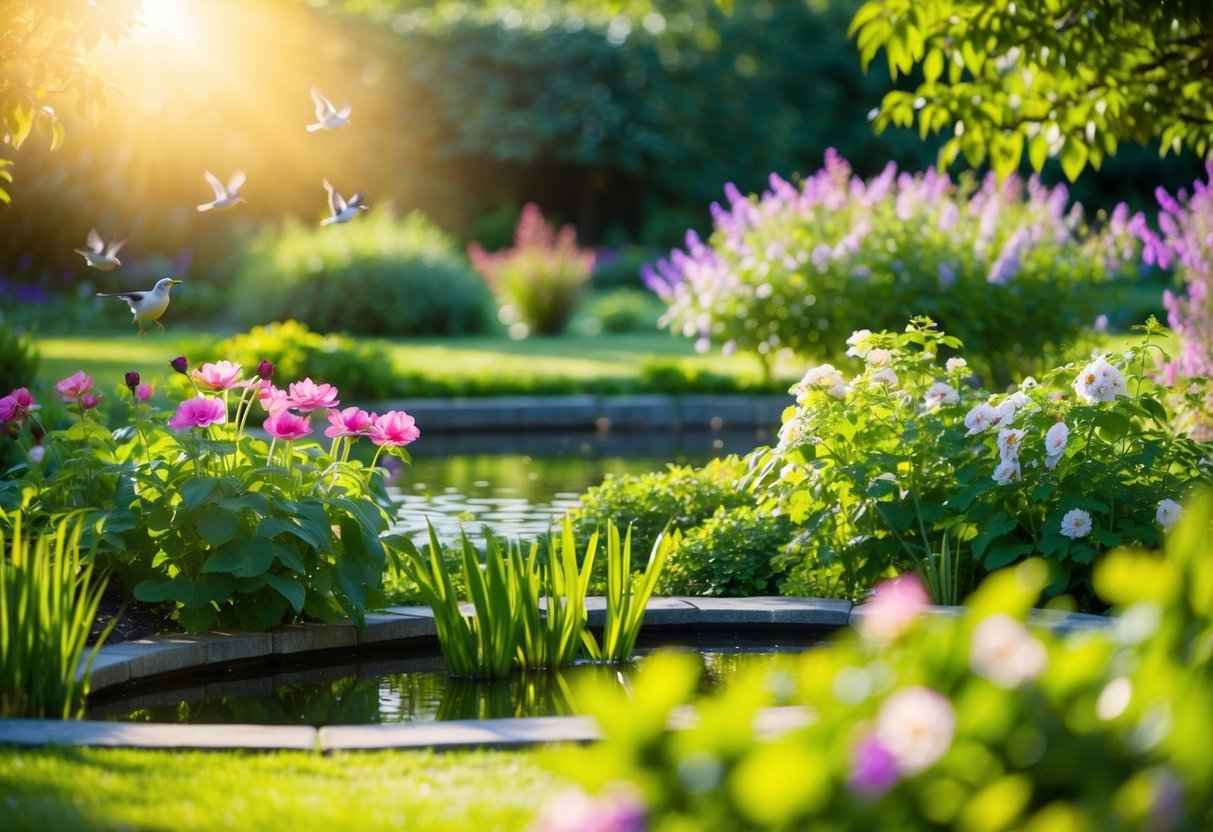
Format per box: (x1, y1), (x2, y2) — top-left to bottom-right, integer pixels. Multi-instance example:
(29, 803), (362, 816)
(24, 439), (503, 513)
(134, 0), (197, 40)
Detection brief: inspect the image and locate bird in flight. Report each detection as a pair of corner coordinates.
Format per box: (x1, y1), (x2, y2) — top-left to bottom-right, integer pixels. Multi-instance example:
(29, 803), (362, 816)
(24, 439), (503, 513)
(320, 178), (369, 226)
(197, 170), (246, 212)
(307, 87), (351, 132)
(96, 278), (183, 337)
(75, 228), (129, 271)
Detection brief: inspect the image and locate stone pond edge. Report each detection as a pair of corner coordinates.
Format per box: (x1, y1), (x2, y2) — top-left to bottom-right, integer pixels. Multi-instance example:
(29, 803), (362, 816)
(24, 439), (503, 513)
(0, 597), (1111, 752)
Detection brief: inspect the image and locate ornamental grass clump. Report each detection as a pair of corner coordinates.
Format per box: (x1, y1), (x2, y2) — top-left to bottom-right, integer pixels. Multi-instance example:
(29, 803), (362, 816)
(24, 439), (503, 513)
(749, 317), (1211, 605)
(0, 357), (419, 633)
(643, 150), (1144, 386)
(0, 510), (114, 719)
(468, 203), (595, 338)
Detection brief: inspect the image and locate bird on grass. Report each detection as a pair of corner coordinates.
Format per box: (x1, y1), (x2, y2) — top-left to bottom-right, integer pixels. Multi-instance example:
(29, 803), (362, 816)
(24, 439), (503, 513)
(97, 278), (182, 337)
(307, 87), (351, 132)
(320, 178), (369, 226)
(197, 170), (246, 212)
(75, 228), (129, 270)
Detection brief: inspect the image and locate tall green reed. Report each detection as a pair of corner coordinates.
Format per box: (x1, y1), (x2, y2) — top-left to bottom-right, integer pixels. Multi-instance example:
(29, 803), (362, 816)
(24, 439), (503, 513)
(0, 510), (115, 719)
(584, 522), (676, 665)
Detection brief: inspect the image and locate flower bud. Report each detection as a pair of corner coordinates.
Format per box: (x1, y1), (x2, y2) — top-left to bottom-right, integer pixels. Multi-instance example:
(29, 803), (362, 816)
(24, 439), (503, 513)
(125, 371), (141, 392)
(170, 356), (189, 375)
(256, 359), (275, 380)
(80, 393), (101, 411)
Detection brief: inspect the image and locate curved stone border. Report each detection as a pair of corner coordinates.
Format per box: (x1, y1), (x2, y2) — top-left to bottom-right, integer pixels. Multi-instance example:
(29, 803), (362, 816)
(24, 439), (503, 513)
(0, 597), (1110, 752)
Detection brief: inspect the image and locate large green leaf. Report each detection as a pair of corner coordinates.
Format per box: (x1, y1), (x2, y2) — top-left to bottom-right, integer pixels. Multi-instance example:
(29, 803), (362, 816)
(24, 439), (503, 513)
(202, 538), (274, 577)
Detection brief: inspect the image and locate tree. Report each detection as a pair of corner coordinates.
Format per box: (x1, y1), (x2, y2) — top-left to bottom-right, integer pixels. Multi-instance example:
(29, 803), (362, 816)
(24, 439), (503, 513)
(850, 0), (1213, 180)
(0, 0), (139, 203)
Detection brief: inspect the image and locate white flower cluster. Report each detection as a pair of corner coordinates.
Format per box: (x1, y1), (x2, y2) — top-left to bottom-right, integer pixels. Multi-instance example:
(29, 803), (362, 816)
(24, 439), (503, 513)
(790, 363), (847, 402)
(1072, 356), (1127, 404)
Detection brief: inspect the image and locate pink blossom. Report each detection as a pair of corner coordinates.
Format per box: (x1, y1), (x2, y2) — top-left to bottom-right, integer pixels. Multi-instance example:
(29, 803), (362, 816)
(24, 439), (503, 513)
(946, 357), (967, 372)
(54, 371), (93, 401)
(923, 381), (959, 411)
(848, 734), (900, 796)
(136, 383), (154, 402)
(168, 396), (227, 430)
(264, 410), (313, 440)
(0, 396), (16, 422)
(369, 410), (420, 447)
(875, 687), (956, 774)
(192, 360), (244, 391)
(258, 383), (291, 415)
(858, 574), (929, 640)
(997, 428), (1026, 462)
(992, 460), (1022, 485)
(970, 614), (1047, 688)
(79, 393), (101, 410)
(286, 378), (340, 412)
(9, 388), (34, 411)
(325, 407), (375, 439)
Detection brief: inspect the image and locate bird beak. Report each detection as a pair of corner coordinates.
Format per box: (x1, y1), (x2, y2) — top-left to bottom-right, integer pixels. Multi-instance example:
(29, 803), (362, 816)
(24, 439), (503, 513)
(169, 279), (184, 285)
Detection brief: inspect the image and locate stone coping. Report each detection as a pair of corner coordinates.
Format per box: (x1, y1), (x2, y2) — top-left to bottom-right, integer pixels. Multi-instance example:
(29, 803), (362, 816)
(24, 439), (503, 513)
(0, 596), (1111, 752)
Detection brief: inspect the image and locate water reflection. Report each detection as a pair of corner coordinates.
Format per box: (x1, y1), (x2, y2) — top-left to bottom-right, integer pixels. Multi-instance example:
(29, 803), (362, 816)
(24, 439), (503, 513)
(389, 429), (767, 545)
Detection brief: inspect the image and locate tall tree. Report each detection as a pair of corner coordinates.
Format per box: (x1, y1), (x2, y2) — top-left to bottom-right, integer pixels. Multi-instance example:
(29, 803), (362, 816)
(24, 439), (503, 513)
(850, 0), (1213, 179)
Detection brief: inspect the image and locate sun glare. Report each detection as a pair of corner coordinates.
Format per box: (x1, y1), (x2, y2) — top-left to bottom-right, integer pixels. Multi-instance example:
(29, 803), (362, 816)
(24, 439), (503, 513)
(134, 0), (197, 40)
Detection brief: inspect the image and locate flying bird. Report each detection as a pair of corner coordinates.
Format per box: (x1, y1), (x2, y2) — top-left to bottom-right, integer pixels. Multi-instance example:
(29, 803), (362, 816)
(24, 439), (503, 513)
(307, 87), (351, 132)
(96, 278), (182, 337)
(196, 170), (246, 212)
(75, 228), (129, 271)
(320, 178), (369, 226)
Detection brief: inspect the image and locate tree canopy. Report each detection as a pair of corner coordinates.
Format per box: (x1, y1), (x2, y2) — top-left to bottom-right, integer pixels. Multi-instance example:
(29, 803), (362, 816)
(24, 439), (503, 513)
(0, 0), (138, 203)
(850, 0), (1213, 179)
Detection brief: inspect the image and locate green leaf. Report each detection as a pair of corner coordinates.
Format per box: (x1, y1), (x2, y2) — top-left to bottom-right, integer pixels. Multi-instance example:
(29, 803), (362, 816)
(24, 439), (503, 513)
(1060, 136), (1089, 181)
(195, 505), (239, 547)
(266, 573), (306, 613)
(272, 542), (308, 575)
(202, 538), (274, 577)
(180, 478), (219, 510)
(257, 516), (324, 550)
(134, 575), (195, 604)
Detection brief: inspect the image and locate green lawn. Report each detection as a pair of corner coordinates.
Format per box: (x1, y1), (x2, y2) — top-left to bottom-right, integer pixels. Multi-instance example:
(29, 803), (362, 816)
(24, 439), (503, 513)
(0, 745), (561, 832)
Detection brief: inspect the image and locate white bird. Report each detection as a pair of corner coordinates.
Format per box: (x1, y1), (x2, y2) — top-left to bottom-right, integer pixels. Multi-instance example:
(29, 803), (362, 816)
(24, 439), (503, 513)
(75, 228), (129, 271)
(196, 170), (246, 212)
(307, 87), (351, 132)
(320, 178), (370, 226)
(96, 278), (183, 337)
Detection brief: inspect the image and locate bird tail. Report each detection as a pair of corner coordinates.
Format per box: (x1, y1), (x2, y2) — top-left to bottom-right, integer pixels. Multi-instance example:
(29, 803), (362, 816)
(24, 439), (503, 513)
(306, 123), (324, 133)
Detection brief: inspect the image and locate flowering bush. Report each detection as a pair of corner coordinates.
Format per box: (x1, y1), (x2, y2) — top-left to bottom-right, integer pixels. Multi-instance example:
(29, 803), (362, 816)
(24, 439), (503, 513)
(541, 493), (1213, 829)
(0, 357), (419, 633)
(749, 318), (1211, 605)
(1134, 164), (1213, 434)
(642, 150), (1144, 386)
(468, 203), (595, 337)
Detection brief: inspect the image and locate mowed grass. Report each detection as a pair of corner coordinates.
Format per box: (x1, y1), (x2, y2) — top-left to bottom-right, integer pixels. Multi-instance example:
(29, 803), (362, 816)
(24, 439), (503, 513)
(0, 745), (563, 832)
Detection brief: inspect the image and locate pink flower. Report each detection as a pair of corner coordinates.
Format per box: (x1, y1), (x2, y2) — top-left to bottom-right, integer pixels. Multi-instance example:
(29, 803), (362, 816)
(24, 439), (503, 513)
(9, 388), (34, 411)
(264, 410), (313, 440)
(286, 378), (339, 412)
(369, 410), (420, 447)
(258, 383), (291, 415)
(875, 687), (956, 774)
(168, 396), (227, 430)
(136, 383), (154, 402)
(848, 734), (900, 796)
(54, 371), (93, 401)
(325, 407), (375, 439)
(79, 393), (101, 411)
(0, 396), (16, 422)
(923, 381), (959, 411)
(192, 360), (244, 391)
(858, 575), (929, 640)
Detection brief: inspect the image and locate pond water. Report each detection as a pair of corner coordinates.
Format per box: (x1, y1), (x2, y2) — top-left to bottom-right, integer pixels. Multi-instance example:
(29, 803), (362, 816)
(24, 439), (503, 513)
(388, 428), (769, 545)
(87, 634), (808, 725)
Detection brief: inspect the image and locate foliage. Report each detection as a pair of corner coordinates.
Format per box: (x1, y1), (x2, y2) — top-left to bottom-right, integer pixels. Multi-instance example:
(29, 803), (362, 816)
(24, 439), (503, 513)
(571, 457), (751, 583)
(232, 209), (493, 337)
(576, 288), (662, 335)
(0, 319), (39, 402)
(516, 517), (599, 671)
(0, 0), (138, 204)
(2, 360), (419, 633)
(585, 522), (674, 664)
(0, 510), (112, 719)
(644, 150), (1144, 386)
(468, 203), (595, 337)
(749, 318), (1211, 605)
(1134, 164), (1213, 432)
(215, 320), (395, 403)
(542, 489), (1213, 831)
(851, 0), (1213, 181)
(657, 504), (792, 597)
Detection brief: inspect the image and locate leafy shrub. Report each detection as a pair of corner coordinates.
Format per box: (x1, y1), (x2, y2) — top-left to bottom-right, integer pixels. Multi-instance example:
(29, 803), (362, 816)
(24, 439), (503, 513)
(5, 360), (420, 633)
(750, 318), (1212, 606)
(658, 504), (793, 597)
(0, 318), (38, 396)
(577, 289), (662, 335)
(643, 151), (1144, 386)
(468, 203), (594, 337)
(542, 493), (1213, 830)
(215, 320), (395, 403)
(232, 208), (492, 336)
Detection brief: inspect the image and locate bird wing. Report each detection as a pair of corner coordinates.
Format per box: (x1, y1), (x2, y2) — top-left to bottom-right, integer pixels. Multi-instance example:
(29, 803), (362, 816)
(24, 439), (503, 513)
(336, 103), (352, 119)
(323, 178), (346, 214)
(203, 170), (226, 199)
(105, 234), (130, 257)
(227, 170), (246, 195)
(97, 291), (145, 304)
(347, 191), (365, 208)
(311, 86), (334, 119)
(86, 227), (105, 253)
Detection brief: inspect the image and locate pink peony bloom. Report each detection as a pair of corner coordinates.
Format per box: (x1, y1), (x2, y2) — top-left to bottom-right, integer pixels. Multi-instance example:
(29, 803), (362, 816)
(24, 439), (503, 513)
(325, 406), (375, 439)
(258, 383), (292, 415)
(0, 395), (16, 422)
(136, 383), (154, 402)
(858, 574), (930, 640)
(264, 410), (313, 440)
(369, 410), (420, 447)
(9, 388), (34, 411)
(848, 734), (900, 796)
(286, 378), (340, 412)
(79, 393), (101, 411)
(169, 396), (227, 430)
(192, 360), (245, 391)
(54, 371), (93, 401)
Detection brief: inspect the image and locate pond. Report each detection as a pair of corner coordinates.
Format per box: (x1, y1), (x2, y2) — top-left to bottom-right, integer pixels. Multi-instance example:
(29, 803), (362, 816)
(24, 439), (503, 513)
(388, 428), (769, 545)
